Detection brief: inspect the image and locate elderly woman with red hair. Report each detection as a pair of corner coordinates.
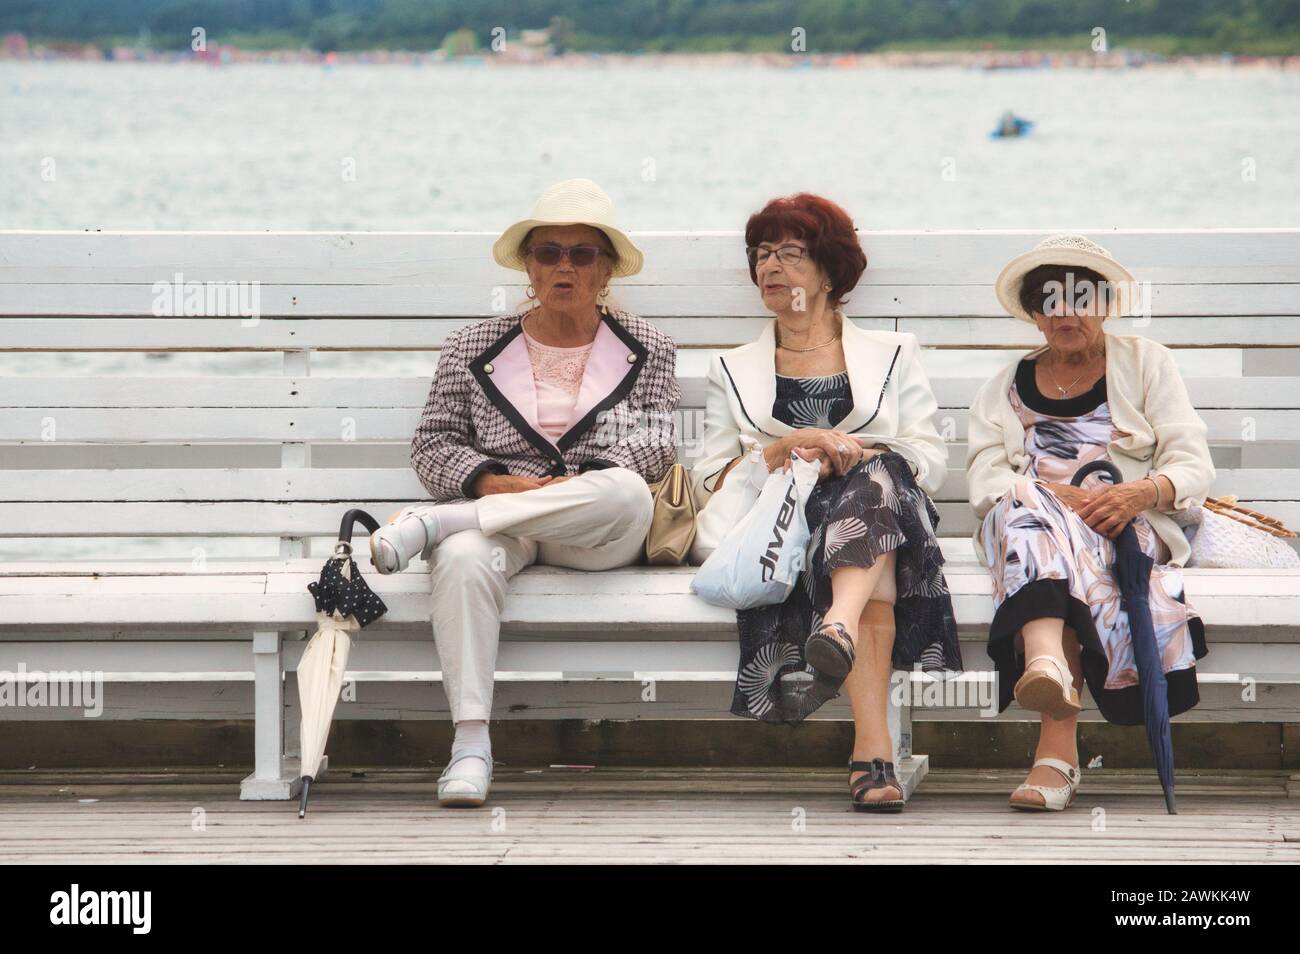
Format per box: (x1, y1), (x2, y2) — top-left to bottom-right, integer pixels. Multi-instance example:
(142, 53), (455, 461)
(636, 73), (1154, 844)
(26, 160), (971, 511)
(691, 193), (961, 811)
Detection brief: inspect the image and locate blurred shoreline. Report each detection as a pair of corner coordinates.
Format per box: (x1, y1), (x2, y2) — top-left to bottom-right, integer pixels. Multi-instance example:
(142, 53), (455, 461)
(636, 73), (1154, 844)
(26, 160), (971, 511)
(3, 38), (1297, 72)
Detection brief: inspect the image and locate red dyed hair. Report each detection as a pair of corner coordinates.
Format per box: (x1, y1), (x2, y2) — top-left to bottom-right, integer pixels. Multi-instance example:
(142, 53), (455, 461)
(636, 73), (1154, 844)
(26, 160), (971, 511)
(744, 193), (867, 305)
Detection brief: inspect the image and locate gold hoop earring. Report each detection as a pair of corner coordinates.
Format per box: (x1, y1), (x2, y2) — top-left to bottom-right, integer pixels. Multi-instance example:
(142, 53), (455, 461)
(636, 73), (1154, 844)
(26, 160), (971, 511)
(525, 284), (537, 300)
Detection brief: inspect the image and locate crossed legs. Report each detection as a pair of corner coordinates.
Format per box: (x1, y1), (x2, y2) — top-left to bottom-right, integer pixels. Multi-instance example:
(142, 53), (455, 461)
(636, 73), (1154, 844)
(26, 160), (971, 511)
(427, 467), (654, 723)
(820, 550), (900, 804)
(1011, 617), (1084, 807)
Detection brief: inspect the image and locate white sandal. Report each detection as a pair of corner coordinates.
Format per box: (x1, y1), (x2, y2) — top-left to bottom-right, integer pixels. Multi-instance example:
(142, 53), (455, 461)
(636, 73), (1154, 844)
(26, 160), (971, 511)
(1010, 757), (1081, 812)
(369, 507), (436, 575)
(1013, 654), (1082, 719)
(437, 743), (494, 808)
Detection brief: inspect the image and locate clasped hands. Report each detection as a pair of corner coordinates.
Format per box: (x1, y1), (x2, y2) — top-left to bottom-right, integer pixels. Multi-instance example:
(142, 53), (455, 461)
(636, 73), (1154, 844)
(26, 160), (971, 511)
(765, 427), (882, 481)
(471, 472), (573, 498)
(1045, 479), (1158, 539)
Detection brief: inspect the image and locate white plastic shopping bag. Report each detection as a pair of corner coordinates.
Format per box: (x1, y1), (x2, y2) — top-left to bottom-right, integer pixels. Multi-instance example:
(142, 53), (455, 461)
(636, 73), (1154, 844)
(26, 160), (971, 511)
(691, 450), (820, 609)
(689, 436), (767, 565)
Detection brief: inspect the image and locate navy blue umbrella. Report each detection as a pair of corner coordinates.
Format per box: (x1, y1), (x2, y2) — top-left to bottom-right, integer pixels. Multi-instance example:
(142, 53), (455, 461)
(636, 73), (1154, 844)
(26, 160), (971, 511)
(1071, 460), (1176, 813)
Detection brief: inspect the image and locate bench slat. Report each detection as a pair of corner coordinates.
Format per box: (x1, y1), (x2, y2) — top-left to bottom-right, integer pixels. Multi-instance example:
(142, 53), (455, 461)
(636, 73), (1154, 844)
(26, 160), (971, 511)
(4, 375), (1300, 410)
(4, 639), (1295, 686)
(1, 565), (1296, 629)
(933, 502), (1300, 538)
(9, 280), (1300, 320)
(4, 229), (1296, 283)
(1, 468), (1295, 506)
(2, 499), (1296, 538)
(3, 680), (1294, 723)
(1, 405), (1291, 443)
(899, 315), (1300, 346)
(4, 315), (1300, 355)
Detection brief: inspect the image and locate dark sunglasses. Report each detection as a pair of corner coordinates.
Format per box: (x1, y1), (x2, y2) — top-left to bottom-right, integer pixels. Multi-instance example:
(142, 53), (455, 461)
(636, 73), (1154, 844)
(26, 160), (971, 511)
(525, 243), (607, 267)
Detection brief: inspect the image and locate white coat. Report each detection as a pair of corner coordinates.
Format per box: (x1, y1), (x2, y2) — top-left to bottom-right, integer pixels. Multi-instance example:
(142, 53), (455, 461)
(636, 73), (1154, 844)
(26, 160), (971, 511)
(689, 314), (949, 507)
(965, 333), (1215, 568)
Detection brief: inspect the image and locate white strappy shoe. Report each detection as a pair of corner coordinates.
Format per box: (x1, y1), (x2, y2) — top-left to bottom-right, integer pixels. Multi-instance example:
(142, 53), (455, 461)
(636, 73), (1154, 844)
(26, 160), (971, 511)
(369, 507), (437, 575)
(1013, 654), (1082, 719)
(1009, 757), (1081, 812)
(437, 743), (494, 808)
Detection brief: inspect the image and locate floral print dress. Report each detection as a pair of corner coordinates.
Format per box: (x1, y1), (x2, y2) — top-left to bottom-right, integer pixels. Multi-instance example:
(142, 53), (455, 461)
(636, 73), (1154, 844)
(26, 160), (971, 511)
(731, 371), (962, 724)
(978, 358), (1207, 724)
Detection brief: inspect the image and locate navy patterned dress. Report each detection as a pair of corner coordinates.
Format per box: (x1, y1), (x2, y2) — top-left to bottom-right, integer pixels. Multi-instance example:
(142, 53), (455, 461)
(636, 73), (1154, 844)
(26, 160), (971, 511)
(731, 371), (963, 724)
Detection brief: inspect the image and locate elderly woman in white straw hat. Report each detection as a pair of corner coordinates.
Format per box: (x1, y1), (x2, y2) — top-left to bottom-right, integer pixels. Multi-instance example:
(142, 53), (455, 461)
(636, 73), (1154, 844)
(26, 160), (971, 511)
(368, 178), (680, 807)
(967, 234), (1215, 811)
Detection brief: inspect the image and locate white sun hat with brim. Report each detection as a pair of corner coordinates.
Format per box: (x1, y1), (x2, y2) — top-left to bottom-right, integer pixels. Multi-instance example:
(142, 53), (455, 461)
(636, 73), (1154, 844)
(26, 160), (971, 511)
(492, 178), (644, 278)
(995, 233), (1138, 323)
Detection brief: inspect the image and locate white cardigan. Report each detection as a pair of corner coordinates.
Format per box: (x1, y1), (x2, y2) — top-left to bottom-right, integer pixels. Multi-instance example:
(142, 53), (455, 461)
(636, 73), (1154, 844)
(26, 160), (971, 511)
(690, 315), (949, 505)
(966, 333), (1215, 569)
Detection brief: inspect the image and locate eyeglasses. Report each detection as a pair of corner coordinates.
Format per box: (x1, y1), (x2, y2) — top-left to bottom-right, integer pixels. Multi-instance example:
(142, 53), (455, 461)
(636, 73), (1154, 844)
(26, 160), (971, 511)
(746, 244), (808, 268)
(525, 244), (607, 267)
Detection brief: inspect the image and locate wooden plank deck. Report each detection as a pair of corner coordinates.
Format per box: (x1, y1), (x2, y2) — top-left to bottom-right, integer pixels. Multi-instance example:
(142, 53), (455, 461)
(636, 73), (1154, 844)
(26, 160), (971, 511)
(1, 768), (1296, 864)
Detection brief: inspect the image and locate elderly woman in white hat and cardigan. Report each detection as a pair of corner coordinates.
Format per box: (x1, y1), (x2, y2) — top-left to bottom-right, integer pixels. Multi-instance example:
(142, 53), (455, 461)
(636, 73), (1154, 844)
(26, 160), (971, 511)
(368, 179), (680, 807)
(967, 234), (1215, 812)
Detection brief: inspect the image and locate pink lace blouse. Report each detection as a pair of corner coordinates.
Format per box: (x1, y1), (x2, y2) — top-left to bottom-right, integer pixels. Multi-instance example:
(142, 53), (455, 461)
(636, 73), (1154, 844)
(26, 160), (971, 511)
(521, 324), (595, 441)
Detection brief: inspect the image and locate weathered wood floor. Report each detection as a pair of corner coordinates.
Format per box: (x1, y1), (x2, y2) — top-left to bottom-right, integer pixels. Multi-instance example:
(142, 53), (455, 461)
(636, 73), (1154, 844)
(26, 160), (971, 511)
(1, 767), (1297, 864)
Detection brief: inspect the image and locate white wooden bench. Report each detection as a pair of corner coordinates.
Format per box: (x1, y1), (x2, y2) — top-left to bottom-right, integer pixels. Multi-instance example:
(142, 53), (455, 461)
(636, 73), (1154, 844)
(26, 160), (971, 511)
(2, 229), (1298, 800)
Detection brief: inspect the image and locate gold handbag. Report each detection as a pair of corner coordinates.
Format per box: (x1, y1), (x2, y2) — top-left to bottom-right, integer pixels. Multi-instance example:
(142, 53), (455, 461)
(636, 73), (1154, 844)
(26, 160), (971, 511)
(644, 463), (697, 565)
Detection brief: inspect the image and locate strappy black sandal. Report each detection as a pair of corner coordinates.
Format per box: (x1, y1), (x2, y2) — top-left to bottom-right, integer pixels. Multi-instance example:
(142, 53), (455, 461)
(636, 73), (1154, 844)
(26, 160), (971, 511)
(805, 620), (855, 680)
(849, 757), (905, 813)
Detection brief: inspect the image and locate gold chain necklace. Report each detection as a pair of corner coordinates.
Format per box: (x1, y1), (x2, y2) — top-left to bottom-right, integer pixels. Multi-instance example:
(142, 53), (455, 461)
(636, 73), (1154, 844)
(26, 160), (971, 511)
(1043, 348), (1105, 398)
(778, 334), (840, 353)
(777, 316), (842, 353)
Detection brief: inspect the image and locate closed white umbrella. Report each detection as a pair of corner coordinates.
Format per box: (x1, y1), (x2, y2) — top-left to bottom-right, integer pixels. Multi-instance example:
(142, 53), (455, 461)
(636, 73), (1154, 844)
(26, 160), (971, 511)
(299, 510), (388, 818)
(297, 607), (358, 817)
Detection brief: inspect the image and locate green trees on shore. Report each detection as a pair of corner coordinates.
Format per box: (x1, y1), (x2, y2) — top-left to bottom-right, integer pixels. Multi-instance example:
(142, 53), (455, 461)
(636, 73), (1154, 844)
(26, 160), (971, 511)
(3, 0), (1297, 55)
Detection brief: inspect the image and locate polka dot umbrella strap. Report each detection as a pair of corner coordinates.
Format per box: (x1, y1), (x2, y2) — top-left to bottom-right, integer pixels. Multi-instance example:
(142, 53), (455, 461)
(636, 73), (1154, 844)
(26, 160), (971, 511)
(307, 557), (388, 628)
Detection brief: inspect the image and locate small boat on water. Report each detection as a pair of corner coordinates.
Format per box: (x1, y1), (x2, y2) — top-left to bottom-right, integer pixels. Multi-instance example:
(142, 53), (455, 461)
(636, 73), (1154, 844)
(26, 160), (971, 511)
(990, 110), (1034, 138)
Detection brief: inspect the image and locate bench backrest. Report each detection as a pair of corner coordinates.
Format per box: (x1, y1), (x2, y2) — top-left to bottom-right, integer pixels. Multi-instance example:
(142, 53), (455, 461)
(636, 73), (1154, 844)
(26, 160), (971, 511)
(2, 229), (1298, 561)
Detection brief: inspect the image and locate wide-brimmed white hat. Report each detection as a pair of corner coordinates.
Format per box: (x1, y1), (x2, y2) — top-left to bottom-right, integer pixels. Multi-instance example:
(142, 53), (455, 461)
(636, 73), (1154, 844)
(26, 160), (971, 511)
(492, 178), (643, 278)
(995, 233), (1137, 323)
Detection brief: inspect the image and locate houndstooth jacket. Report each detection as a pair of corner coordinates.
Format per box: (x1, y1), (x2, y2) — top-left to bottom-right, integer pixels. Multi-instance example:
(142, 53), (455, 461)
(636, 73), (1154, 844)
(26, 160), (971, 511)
(411, 306), (681, 504)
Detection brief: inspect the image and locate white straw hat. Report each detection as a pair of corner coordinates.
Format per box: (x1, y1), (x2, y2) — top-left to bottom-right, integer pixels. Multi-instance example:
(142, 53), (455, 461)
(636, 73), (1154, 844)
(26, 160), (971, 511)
(493, 178), (644, 278)
(995, 234), (1137, 323)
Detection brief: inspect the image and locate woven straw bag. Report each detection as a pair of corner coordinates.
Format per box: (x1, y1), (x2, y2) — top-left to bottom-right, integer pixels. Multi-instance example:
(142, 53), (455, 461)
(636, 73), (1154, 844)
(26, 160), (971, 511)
(1171, 496), (1299, 569)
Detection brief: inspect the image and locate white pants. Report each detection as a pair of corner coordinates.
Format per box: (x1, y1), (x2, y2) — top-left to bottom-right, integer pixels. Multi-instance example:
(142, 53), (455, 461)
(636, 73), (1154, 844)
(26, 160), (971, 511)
(414, 467), (654, 723)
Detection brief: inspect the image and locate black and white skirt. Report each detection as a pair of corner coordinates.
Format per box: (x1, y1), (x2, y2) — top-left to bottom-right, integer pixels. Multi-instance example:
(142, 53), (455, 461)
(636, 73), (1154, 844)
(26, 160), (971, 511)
(731, 451), (963, 724)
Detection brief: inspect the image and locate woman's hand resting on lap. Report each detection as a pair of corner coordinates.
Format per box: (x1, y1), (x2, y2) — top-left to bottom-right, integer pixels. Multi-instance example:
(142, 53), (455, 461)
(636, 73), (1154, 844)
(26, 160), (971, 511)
(1075, 481), (1155, 538)
(1042, 482), (1095, 514)
(764, 428), (864, 479)
(471, 473), (564, 497)
(1042, 480), (1155, 539)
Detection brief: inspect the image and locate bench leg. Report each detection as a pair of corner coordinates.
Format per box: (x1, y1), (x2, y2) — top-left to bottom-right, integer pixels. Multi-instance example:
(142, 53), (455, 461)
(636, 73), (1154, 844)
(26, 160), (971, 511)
(887, 686), (929, 800)
(240, 630), (302, 800)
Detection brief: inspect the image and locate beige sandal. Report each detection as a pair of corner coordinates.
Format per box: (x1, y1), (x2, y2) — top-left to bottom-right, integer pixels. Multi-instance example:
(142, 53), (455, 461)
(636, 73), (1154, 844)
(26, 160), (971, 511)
(1013, 654), (1082, 719)
(1009, 757), (1081, 811)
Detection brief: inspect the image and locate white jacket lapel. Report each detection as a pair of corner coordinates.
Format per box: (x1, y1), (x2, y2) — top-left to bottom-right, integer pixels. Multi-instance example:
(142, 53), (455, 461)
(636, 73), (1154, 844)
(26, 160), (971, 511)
(835, 317), (903, 435)
(721, 315), (909, 438)
(717, 319), (790, 438)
